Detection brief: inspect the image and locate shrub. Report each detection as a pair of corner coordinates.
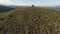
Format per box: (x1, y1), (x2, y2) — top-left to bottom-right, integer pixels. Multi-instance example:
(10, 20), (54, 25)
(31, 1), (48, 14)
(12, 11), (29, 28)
(9, 15), (13, 17)
(0, 18), (4, 20)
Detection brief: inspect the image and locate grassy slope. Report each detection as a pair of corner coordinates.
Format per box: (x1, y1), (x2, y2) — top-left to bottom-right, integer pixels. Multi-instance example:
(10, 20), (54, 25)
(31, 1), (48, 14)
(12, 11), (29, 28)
(0, 7), (60, 34)
(0, 12), (11, 18)
(0, 9), (17, 17)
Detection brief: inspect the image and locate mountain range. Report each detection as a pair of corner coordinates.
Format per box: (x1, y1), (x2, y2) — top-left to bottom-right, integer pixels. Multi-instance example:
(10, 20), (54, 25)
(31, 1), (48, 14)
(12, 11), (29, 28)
(0, 5), (60, 13)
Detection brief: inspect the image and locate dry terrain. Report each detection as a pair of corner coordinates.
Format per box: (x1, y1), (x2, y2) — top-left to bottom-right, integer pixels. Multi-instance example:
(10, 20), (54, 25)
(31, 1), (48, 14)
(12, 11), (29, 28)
(0, 7), (60, 34)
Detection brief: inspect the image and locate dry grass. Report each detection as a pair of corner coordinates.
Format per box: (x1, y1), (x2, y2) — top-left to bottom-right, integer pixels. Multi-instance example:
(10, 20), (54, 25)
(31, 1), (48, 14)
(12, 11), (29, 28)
(0, 7), (60, 34)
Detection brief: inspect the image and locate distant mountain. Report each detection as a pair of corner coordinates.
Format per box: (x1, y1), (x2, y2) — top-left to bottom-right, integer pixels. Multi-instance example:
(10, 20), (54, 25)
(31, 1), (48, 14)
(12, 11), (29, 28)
(0, 5), (16, 13)
(6, 5), (21, 8)
(49, 6), (60, 10)
(54, 6), (60, 10)
(41, 6), (60, 11)
(55, 6), (60, 8)
(0, 5), (30, 13)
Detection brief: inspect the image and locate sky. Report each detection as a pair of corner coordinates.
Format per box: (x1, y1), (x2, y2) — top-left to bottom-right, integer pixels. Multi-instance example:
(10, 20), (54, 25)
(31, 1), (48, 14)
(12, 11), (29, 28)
(0, 0), (60, 7)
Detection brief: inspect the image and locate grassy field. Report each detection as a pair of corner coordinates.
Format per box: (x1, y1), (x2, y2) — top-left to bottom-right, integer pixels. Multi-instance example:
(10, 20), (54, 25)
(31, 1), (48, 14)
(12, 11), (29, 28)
(0, 7), (60, 34)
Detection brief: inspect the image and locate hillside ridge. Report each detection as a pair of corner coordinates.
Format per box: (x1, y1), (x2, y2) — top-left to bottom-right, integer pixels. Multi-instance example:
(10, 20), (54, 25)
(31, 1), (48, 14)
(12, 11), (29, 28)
(0, 7), (60, 34)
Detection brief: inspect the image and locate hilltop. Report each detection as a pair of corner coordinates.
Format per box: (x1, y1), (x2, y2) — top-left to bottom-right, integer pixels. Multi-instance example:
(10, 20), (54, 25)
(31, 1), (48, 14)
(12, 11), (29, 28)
(0, 7), (60, 34)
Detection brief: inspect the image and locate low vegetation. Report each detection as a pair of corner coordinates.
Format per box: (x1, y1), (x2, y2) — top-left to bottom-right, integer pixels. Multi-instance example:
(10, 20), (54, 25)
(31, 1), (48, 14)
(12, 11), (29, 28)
(0, 7), (60, 34)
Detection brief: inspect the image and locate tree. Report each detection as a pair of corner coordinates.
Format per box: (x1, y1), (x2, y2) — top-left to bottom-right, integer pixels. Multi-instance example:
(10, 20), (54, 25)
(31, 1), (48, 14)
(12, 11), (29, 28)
(32, 5), (34, 8)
